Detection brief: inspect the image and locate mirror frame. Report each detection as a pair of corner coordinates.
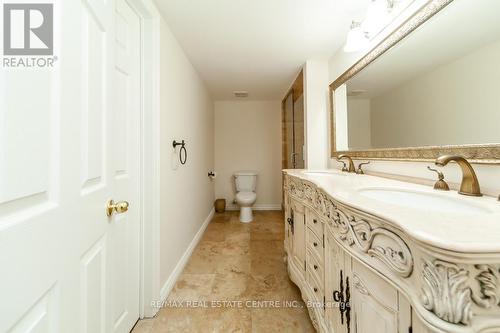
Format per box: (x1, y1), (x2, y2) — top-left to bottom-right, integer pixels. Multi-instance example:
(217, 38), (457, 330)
(329, 0), (500, 164)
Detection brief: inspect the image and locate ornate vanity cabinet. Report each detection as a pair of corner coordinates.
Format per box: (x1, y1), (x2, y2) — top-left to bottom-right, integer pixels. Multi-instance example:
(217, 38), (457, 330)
(283, 172), (500, 333)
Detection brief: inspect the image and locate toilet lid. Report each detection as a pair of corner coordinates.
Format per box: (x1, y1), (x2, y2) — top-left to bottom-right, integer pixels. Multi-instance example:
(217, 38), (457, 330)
(236, 191), (257, 201)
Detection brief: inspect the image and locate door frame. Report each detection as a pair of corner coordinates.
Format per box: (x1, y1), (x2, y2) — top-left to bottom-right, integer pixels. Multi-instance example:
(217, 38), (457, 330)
(281, 69), (304, 170)
(123, 0), (161, 319)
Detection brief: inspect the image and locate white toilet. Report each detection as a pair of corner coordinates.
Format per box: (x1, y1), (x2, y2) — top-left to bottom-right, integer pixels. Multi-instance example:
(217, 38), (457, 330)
(234, 171), (258, 223)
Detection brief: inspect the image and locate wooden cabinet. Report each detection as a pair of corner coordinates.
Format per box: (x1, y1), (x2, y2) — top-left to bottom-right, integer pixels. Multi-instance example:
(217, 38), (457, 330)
(286, 204), (413, 332)
(325, 231), (349, 333)
(284, 194), (292, 255)
(350, 259), (411, 333)
(283, 173), (500, 333)
(287, 199), (306, 281)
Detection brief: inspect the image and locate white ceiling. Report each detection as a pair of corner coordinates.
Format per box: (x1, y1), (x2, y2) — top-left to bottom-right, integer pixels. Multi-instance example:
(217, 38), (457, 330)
(154, 0), (371, 100)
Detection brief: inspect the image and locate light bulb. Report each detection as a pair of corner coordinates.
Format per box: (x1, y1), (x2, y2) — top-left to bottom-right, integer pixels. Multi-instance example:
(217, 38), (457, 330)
(344, 21), (369, 53)
(362, 0), (390, 37)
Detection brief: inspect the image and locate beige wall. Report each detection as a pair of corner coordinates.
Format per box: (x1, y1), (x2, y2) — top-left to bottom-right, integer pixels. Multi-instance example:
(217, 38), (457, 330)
(370, 39), (500, 148)
(327, 0), (500, 196)
(347, 98), (371, 150)
(214, 100), (282, 209)
(304, 60), (329, 169)
(159, 18), (214, 288)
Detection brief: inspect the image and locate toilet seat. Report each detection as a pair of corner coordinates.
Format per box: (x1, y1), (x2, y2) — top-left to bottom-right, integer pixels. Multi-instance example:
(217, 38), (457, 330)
(236, 191), (257, 204)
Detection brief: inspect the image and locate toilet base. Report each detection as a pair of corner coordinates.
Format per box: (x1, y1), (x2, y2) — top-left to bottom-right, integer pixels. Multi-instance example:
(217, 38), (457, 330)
(239, 206), (253, 223)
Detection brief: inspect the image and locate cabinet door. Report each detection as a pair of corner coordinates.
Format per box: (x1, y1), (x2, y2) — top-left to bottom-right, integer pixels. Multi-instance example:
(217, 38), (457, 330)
(325, 232), (349, 333)
(284, 194), (292, 255)
(290, 199), (306, 275)
(350, 259), (411, 333)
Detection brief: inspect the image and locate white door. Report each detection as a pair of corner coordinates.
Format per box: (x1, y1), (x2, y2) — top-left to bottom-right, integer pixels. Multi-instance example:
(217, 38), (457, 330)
(0, 0), (141, 332)
(108, 0), (141, 332)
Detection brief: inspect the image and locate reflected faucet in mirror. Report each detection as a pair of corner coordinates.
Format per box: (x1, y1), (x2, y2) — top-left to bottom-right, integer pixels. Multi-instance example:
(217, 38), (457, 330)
(337, 154), (356, 173)
(435, 155), (482, 197)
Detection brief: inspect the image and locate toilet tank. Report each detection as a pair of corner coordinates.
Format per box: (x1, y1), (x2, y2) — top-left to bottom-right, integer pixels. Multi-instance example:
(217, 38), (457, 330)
(234, 171), (258, 192)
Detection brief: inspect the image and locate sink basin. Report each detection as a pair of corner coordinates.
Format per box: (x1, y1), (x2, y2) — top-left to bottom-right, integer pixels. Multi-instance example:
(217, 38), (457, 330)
(358, 188), (491, 214)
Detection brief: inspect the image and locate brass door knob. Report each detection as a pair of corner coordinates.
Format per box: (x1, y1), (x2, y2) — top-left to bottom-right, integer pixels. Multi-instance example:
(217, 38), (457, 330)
(106, 199), (129, 217)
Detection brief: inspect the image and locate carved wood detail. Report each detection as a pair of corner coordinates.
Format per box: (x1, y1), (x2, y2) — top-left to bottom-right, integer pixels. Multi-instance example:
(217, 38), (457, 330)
(420, 261), (500, 326)
(474, 265), (500, 309)
(285, 174), (500, 331)
(287, 175), (413, 278)
(421, 260), (473, 325)
(352, 273), (370, 296)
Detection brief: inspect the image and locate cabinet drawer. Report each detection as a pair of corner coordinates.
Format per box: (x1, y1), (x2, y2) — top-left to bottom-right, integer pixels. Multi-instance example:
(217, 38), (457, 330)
(307, 210), (323, 238)
(307, 228), (324, 263)
(307, 264), (324, 299)
(307, 251), (324, 291)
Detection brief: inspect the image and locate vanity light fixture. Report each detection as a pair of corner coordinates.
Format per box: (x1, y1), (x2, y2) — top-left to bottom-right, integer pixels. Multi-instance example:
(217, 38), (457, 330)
(344, 0), (407, 53)
(343, 21), (369, 53)
(362, 0), (394, 36)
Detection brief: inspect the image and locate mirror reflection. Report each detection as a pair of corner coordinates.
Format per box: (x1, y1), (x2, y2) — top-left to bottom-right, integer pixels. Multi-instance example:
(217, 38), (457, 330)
(335, 0), (500, 151)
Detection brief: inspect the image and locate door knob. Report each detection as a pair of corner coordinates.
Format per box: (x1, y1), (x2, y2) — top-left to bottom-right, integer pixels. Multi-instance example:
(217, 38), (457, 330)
(106, 199), (129, 217)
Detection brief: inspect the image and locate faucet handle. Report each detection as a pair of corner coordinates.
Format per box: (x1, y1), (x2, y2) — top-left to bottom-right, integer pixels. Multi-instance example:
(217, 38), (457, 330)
(337, 160), (348, 172)
(356, 162), (370, 175)
(427, 166), (450, 191)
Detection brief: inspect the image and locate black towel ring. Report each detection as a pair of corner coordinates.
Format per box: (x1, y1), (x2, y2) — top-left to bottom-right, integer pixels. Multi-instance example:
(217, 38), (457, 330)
(179, 145), (187, 165)
(172, 140), (187, 165)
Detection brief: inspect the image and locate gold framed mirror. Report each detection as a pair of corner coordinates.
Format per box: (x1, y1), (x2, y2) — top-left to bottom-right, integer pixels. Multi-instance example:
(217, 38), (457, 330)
(330, 0), (500, 164)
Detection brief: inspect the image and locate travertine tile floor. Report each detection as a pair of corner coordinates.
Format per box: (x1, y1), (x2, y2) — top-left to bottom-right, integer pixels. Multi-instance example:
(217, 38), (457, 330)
(132, 210), (314, 333)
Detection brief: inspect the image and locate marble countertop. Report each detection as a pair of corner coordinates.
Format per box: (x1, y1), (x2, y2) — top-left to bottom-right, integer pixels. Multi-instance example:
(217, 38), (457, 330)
(284, 169), (500, 254)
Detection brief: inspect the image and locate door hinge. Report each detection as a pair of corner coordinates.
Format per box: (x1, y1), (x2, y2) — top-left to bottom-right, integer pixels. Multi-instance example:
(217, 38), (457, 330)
(323, 296), (326, 310)
(304, 260), (306, 271)
(322, 234), (325, 248)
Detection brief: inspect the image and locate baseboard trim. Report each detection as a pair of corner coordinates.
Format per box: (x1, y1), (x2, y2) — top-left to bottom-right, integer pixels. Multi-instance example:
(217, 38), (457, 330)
(159, 208), (215, 301)
(226, 204), (282, 211)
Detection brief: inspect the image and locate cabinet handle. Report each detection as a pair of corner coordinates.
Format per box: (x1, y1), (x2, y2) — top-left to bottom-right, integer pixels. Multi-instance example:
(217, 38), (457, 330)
(333, 270), (346, 326)
(313, 219), (317, 224)
(313, 242), (318, 247)
(287, 216), (294, 234)
(346, 277), (351, 333)
(314, 287), (318, 292)
(314, 265), (318, 270)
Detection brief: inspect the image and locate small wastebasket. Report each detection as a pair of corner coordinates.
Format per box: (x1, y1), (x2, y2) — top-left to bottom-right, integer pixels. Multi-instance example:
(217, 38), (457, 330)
(214, 199), (226, 213)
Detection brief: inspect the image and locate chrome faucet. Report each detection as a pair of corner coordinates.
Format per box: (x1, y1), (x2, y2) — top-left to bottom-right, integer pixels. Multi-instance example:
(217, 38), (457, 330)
(337, 154), (356, 173)
(435, 155), (482, 197)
